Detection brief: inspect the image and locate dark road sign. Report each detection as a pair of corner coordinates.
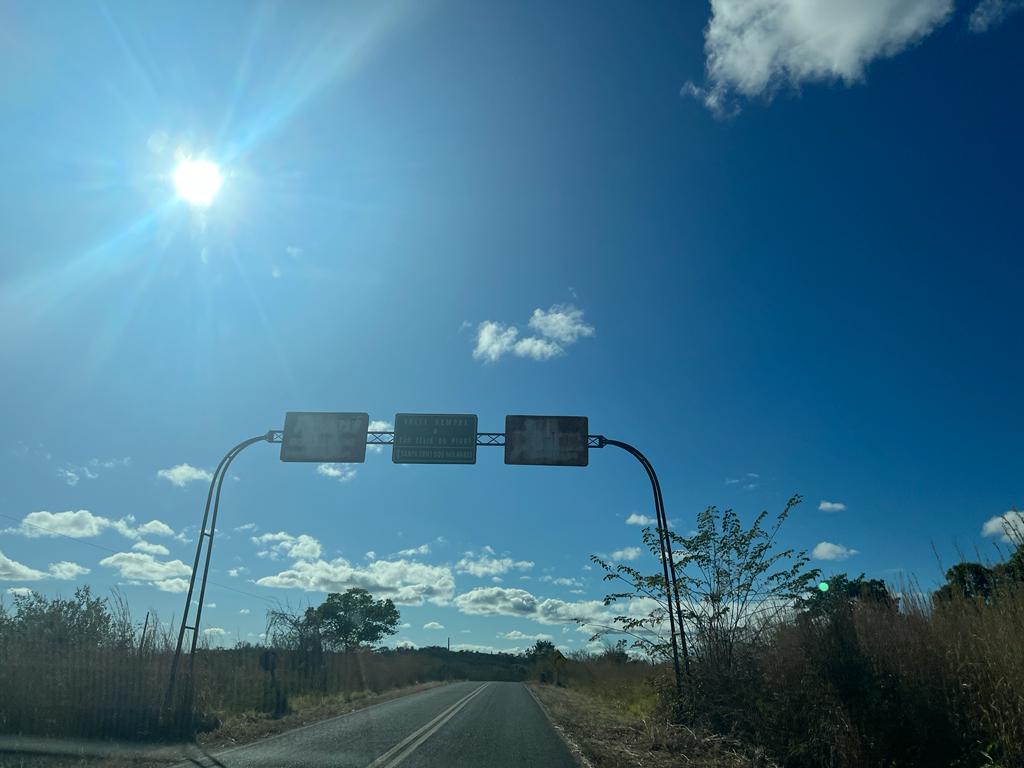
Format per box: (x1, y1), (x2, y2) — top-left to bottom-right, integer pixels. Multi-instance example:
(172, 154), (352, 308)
(393, 413), (478, 464)
(280, 412), (369, 463)
(504, 415), (589, 466)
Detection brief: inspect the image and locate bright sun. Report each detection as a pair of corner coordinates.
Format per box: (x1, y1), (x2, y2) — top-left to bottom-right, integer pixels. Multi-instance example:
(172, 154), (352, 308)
(172, 158), (223, 206)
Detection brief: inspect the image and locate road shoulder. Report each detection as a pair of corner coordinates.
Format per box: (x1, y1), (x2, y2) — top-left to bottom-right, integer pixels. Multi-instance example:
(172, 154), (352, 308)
(528, 683), (759, 768)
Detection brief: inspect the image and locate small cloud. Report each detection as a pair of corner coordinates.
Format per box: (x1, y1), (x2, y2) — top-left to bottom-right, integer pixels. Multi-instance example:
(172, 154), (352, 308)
(471, 304), (594, 363)
(227, 567), (247, 577)
(154, 578), (189, 593)
(158, 464), (212, 487)
(271, 266), (282, 279)
(423, 621), (445, 630)
(365, 551), (377, 560)
(968, 0), (1024, 31)
(497, 630), (552, 641)
(396, 543), (430, 558)
(7, 587), (34, 598)
(56, 468), (79, 486)
(285, 246), (302, 258)
(812, 541), (859, 561)
(317, 463), (357, 483)
(818, 500), (847, 513)
(234, 523), (257, 532)
(239, 608), (250, 615)
(252, 532), (322, 561)
(491, 576), (503, 583)
(981, 511), (1024, 544)
(202, 627), (226, 636)
(625, 513), (655, 526)
(132, 541), (170, 556)
(611, 546), (642, 562)
(47, 561), (90, 580)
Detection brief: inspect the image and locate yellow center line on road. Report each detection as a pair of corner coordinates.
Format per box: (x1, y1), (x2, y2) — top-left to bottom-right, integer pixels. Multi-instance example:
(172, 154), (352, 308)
(365, 682), (489, 768)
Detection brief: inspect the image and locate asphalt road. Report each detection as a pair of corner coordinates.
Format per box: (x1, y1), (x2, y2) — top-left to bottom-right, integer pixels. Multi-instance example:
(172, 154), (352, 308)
(182, 681), (577, 768)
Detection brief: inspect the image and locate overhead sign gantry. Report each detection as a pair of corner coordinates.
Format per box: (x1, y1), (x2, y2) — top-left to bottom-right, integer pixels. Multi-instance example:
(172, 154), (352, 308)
(166, 410), (687, 716)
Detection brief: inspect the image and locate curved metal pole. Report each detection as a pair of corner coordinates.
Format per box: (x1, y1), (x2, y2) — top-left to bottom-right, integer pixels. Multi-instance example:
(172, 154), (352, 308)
(602, 438), (687, 698)
(165, 433), (271, 712)
(188, 436), (264, 657)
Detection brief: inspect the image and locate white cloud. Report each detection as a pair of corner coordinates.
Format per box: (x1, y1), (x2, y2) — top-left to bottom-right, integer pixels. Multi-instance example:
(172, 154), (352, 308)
(497, 630), (553, 641)
(6, 510), (177, 542)
(396, 544), (431, 557)
(0, 553), (87, 583)
(611, 546), (642, 562)
(423, 621), (445, 630)
(364, 551), (377, 560)
(512, 336), (563, 361)
(0, 551), (47, 581)
(136, 520), (175, 537)
(812, 541), (859, 561)
(47, 561), (90, 580)
(57, 468), (80, 486)
(227, 567), (247, 577)
(99, 552), (192, 581)
(540, 575), (582, 587)
(252, 532), (323, 561)
(453, 587), (611, 628)
(9, 510), (110, 538)
(456, 548), (534, 578)
(684, 0), (953, 116)
(473, 321), (519, 362)
(234, 523), (257, 532)
(54, 457), (129, 486)
(981, 511), (1024, 544)
(157, 463), (212, 487)
(154, 578), (189, 593)
(969, 0), (1024, 30)
(818, 500), (847, 512)
(132, 541), (170, 556)
(472, 305), (594, 363)
(256, 557), (456, 606)
(239, 608), (251, 614)
(6, 587), (34, 598)
(625, 513), (655, 526)
(317, 463), (358, 483)
(203, 627), (226, 636)
(527, 305), (595, 345)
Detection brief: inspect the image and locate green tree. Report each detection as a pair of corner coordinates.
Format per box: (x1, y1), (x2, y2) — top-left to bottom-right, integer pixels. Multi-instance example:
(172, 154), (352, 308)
(591, 495), (819, 676)
(0, 586), (120, 648)
(269, 588), (400, 653)
(934, 562), (997, 603)
(524, 639), (557, 662)
(801, 573), (897, 619)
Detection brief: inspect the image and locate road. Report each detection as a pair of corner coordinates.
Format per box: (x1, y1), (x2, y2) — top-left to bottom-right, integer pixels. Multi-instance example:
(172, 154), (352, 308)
(183, 681), (578, 768)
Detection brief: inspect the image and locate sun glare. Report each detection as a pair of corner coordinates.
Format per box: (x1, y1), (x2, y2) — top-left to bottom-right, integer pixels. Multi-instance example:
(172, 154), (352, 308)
(172, 158), (223, 206)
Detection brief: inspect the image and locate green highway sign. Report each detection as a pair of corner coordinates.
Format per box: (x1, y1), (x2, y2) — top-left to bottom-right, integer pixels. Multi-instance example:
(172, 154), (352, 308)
(392, 413), (478, 464)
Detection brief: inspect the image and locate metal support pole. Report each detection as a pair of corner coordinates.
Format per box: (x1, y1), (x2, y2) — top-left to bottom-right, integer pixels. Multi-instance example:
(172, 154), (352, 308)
(600, 438), (689, 698)
(164, 432), (273, 714)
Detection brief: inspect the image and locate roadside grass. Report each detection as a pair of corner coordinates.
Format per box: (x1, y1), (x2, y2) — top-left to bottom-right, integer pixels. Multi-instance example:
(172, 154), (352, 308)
(529, 680), (772, 768)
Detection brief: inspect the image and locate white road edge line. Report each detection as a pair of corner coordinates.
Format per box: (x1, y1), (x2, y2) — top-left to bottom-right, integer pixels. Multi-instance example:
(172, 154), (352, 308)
(366, 682), (489, 768)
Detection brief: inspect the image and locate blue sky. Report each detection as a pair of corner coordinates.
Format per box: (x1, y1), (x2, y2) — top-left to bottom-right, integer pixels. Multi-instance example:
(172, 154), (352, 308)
(1, 0), (1022, 652)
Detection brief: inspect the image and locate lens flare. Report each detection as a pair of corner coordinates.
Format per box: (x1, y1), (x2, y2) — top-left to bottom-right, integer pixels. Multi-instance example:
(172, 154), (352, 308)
(172, 159), (223, 206)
